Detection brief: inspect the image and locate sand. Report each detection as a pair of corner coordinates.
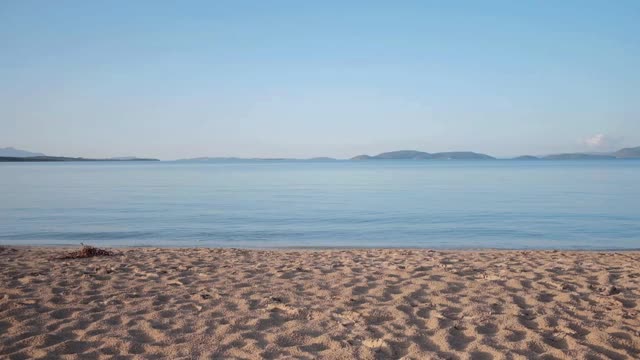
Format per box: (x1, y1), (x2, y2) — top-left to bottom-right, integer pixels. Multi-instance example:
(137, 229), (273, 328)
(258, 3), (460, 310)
(1, 247), (639, 359)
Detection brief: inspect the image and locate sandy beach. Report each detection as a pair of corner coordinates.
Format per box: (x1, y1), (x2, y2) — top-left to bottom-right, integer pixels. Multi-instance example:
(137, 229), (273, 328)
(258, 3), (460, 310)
(1, 247), (638, 359)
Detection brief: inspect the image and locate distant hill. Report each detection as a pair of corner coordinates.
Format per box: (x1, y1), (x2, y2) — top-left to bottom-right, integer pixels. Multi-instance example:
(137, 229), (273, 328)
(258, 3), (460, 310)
(351, 155), (373, 160)
(176, 157), (244, 162)
(0, 156), (159, 162)
(108, 156), (158, 161)
(4, 145), (640, 163)
(176, 157), (293, 162)
(351, 150), (494, 160)
(372, 150), (433, 160)
(0, 147), (45, 157)
(614, 146), (640, 159)
(0, 147), (159, 162)
(512, 155), (540, 160)
(308, 157), (337, 161)
(178, 146), (640, 161)
(0, 156), (91, 162)
(538, 145), (640, 160)
(543, 153), (616, 160)
(430, 152), (495, 160)
(177, 157), (337, 162)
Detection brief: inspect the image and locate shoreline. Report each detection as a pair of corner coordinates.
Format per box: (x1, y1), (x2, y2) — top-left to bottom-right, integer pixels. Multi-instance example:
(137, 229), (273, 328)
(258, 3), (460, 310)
(2, 247), (639, 359)
(3, 244), (640, 252)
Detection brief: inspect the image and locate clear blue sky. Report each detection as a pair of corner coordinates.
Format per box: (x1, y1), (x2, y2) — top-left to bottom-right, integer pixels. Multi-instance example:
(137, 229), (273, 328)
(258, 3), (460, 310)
(1, 1), (639, 159)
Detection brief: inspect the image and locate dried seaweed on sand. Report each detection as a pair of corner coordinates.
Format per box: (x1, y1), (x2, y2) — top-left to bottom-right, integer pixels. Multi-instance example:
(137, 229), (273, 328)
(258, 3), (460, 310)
(59, 244), (114, 259)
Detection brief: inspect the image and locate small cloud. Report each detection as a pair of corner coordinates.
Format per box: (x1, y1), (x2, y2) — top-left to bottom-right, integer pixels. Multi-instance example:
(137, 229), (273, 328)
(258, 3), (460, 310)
(583, 133), (622, 150)
(584, 134), (607, 147)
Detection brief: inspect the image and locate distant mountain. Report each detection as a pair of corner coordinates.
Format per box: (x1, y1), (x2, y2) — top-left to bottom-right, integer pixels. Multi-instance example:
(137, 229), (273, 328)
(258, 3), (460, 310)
(108, 156), (157, 161)
(0, 156), (159, 162)
(5, 145), (639, 163)
(543, 153), (616, 160)
(351, 155), (373, 160)
(614, 146), (640, 159)
(177, 156), (338, 162)
(176, 157), (243, 162)
(512, 155), (540, 160)
(176, 157), (293, 162)
(177, 146), (640, 162)
(0, 147), (159, 162)
(372, 150), (433, 160)
(351, 150), (494, 160)
(308, 157), (337, 161)
(0, 156), (89, 162)
(538, 145), (640, 160)
(0, 147), (45, 157)
(430, 152), (495, 160)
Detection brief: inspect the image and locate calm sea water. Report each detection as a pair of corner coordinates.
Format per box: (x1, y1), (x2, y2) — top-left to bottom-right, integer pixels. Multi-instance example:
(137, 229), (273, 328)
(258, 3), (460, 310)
(1, 160), (639, 249)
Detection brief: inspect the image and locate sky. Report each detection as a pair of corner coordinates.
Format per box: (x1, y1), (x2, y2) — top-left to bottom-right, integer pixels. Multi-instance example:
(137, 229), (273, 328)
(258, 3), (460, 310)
(1, 1), (639, 160)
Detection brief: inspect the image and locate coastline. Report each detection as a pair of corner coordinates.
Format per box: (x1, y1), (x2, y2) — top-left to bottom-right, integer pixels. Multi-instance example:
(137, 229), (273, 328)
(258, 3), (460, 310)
(1, 247), (639, 359)
(4, 244), (640, 251)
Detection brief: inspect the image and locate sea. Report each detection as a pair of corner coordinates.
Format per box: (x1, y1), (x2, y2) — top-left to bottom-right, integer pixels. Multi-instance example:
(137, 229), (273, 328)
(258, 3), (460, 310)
(1, 160), (639, 249)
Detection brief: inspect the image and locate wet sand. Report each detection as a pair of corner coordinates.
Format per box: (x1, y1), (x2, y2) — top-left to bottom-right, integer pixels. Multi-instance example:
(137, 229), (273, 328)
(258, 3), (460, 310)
(1, 247), (639, 359)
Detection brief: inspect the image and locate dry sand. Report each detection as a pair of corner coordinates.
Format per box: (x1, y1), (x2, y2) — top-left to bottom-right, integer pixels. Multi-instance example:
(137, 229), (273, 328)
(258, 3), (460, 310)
(1, 247), (639, 359)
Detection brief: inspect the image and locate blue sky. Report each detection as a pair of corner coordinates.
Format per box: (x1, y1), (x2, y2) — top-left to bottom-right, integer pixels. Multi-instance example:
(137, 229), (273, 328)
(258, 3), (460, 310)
(1, 1), (639, 159)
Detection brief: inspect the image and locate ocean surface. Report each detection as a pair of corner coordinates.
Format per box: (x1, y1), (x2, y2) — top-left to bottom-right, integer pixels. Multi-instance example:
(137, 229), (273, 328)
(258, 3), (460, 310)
(1, 160), (639, 249)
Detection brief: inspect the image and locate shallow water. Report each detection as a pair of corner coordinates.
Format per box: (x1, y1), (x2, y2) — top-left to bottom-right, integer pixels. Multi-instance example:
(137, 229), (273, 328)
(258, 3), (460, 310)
(1, 160), (639, 249)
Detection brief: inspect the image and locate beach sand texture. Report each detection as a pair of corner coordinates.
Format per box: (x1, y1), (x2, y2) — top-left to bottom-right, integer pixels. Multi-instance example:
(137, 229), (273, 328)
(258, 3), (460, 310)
(1, 247), (639, 359)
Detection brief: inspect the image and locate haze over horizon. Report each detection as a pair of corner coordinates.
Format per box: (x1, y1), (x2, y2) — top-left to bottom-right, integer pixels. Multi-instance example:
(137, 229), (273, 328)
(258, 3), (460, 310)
(2, 1), (639, 160)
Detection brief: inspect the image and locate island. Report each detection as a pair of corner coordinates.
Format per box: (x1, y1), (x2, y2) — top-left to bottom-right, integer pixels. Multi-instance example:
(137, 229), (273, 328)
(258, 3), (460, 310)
(351, 150), (495, 160)
(0, 156), (159, 162)
(3, 145), (640, 163)
(512, 155), (540, 160)
(614, 146), (640, 159)
(543, 154), (615, 160)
